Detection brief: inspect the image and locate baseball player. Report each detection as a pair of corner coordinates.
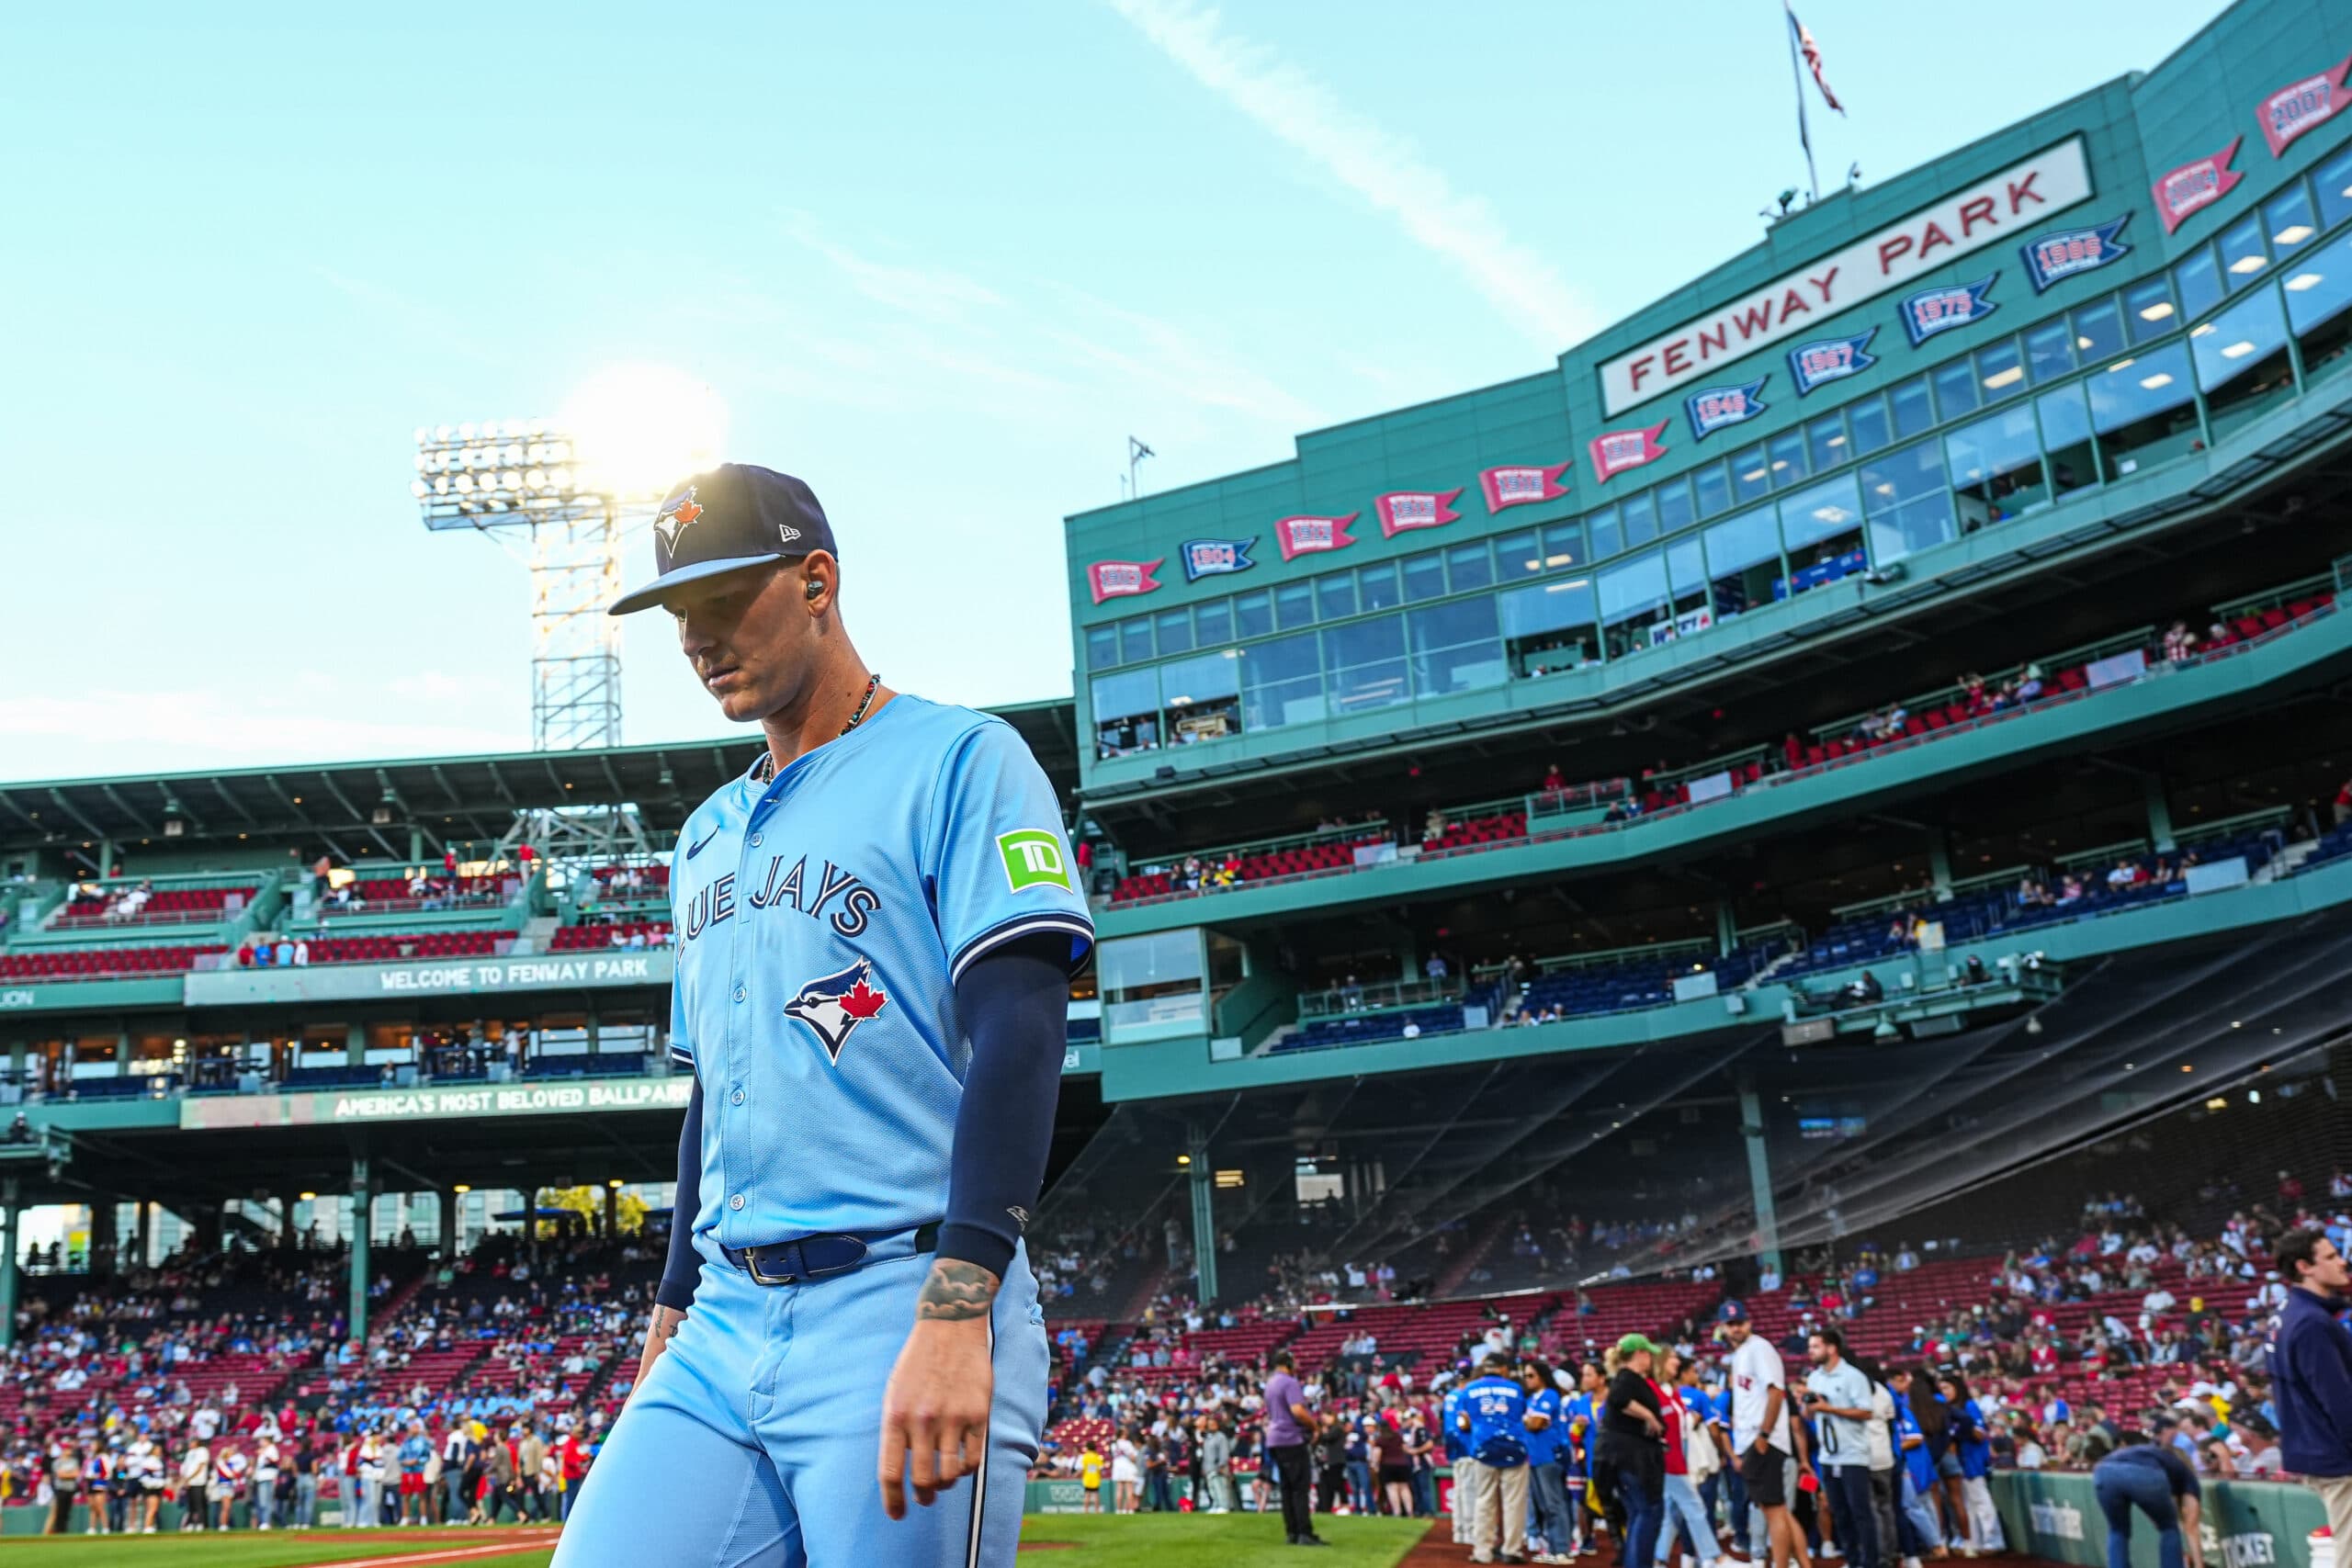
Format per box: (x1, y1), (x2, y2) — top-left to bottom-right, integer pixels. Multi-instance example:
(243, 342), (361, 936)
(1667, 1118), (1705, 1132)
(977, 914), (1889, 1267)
(556, 465), (1091, 1567)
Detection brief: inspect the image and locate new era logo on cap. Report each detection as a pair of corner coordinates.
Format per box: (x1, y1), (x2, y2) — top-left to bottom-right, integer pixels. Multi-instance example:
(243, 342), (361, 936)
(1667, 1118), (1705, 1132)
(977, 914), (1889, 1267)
(609, 463), (840, 615)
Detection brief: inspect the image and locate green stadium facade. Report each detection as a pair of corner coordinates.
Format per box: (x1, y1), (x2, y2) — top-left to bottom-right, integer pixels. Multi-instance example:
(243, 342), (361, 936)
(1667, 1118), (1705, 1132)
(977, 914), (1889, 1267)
(6, 0), (2352, 1330)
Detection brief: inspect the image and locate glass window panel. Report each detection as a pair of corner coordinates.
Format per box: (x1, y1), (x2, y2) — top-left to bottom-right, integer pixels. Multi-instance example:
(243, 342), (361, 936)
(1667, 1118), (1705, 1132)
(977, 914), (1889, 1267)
(2026, 319), (2076, 384)
(1274, 580), (1316, 630)
(1540, 520), (1585, 570)
(1238, 630), (1323, 730)
(1693, 462), (1734, 518)
(1086, 624), (1119, 671)
(1768, 430), (1809, 491)
(2123, 277), (2177, 344)
(1866, 491), (1957, 570)
(2287, 229), (2352, 381)
(2190, 284), (2290, 392)
(2175, 243), (2223, 321)
(1889, 377), (1935, 438)
(1498, 579), (1598, 676)
(1654, 478), (1695, 534)
(1091, 669), (1161, 757)
(2318, 145), (2352, 231)
(1319, 615), (1408, 715)
(1233, 589), (1272, 640)
(2072, 299), (2127, 363)
(1446, 541), (1495, 592)
(1730, 445), (1771, 505)
(1778, 472), (1865, 552)
(1946, 404), (2047, 528)
(2037, 383), (2098, 499)
(1156, 649), (1239, 705)
(1357, 562), (1401, 613)
(1975, 336), (2026, 401)
(1314, 570), (1357, 621)
(1703, 506), (1781, 574)
(1931, 357), (1980, 421)
(2219, 214), (2269, 292)
(1401, 551), (1446, 604)
(1154, 606), (1193, 656)
(1589, 505), (1622, 561)
(2087, 341), (2199, 477)
(1118, 615), (1153, 664)
(1665, 536), (1707, 599)
(1848, 394), (1894, 456)
(1860, 438), (1949, 514)
(2264, 184), (2317, 254)
(1620, 492), (1658, 547)
(1407, 595), (1507, 697)
(1597, 550), (1669, 626)
(1495, 528), (1544, 580)
(1193, 597), (1232, 647)
(1805, 412), (1848, 471)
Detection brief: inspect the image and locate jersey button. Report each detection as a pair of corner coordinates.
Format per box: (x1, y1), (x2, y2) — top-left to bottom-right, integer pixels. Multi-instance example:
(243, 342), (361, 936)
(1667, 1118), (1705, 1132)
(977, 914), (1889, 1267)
(729, 1194), (745, 1213)
(750, 831), (763, 847)
(730, 1089), (745, 1107)
(732, 984), (746, 1003)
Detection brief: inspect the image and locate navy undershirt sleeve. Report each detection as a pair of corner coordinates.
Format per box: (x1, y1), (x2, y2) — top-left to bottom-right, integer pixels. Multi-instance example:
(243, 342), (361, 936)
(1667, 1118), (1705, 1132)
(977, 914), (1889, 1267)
(655, 1078), (703, 1312)
(936, 932), (1071, 1279)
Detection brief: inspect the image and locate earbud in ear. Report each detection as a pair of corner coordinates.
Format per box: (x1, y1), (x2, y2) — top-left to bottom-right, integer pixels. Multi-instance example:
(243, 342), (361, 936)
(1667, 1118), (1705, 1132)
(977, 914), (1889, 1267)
(806, 580), (824, 602)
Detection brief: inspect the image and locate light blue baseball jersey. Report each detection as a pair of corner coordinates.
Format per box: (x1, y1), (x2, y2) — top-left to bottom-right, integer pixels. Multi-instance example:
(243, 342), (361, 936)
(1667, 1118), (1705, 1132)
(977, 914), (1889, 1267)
(667, 694), (1092, 1249)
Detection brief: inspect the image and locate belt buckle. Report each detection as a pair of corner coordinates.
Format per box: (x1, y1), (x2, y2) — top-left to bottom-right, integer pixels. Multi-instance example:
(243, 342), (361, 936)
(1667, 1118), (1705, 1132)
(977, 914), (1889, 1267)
(743, 1247), (800, 1287)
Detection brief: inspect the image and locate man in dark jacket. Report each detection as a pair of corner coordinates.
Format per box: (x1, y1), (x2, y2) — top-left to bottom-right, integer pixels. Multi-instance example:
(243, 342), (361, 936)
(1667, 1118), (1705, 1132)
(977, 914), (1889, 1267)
(2270, 1228), (2352, 1546)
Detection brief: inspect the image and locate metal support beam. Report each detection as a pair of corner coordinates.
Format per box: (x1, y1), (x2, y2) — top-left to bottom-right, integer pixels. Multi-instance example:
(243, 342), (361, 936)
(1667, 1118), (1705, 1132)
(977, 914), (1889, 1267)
(440, 1188), (460, 1259)
(0, 1177), (20, 1350)
(1928, 832), (1954, 900)
(1187, 1123), (1218, 1305)
(2144, 771), (2177, 854)
(1737, 1085), (1781, 1278)
(349, 1154), (372, 1349)
(603, 1183), (617, 1242)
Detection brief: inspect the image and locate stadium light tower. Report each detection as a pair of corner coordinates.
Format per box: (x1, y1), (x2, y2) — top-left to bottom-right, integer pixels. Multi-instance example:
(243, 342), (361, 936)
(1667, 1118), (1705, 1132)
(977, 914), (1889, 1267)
(411, 366), (726, 751)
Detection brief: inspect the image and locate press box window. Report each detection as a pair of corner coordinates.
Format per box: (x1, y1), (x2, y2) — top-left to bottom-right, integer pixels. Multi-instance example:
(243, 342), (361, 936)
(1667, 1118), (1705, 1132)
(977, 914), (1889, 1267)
(1085, 624), (1118, 671)
(1499, 577), (1598, 678)
(2087, 341), (2199, 477)
(2286, 229), (2352, 382)
(1158, 649), (1241, 747)
(1777, 473), (1866, 594)
(2124, 278), (2177, 345)
(1091, 668), (1161, 759)
(1946, 405), (2047, 532)
(2191, 283), (2294, 442)
(1117, 615), (1153, 665)
(1153, 606), (1193, 656)
(1703, 505), (1781, 621)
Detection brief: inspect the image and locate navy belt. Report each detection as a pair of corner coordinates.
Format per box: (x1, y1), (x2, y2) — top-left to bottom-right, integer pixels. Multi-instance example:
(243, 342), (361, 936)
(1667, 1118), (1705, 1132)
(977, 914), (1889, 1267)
(723, 1221), (940, 1287)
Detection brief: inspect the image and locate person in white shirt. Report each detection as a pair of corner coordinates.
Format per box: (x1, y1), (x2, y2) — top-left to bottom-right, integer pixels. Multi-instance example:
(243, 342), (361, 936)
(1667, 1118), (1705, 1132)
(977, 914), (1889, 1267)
(1805, 1328), (1880, 1568)
(1725, 1306), (1804, 1568)
(2143, 1286), (2177, 1315)
(177, 1442), (212, 1533)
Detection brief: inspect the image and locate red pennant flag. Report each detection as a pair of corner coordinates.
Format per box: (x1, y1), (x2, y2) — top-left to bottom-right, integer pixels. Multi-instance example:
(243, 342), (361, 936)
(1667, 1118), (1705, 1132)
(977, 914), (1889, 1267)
(1373, 488), (1464, 538)
(1086, 558), (1163, 604)
(1588, 423), (1670, 484)
(2258, 53), (2352, 159)
(1272, 513), (1359, 562)
(2152, 137), (2245, 234)
(1478, 462), (1572, 513)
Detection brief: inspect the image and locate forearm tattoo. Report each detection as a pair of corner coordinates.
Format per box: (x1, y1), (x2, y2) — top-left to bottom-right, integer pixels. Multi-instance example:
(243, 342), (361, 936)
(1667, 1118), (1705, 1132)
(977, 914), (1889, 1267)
(915, 1259), (1001, 1322)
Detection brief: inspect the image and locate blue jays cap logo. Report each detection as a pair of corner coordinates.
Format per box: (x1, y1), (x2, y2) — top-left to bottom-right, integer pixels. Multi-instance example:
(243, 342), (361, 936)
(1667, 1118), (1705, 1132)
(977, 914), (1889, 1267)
(784, 956), (890, 1063)
(1181, 537), (1256, 581)
(653, 486), (704, 559)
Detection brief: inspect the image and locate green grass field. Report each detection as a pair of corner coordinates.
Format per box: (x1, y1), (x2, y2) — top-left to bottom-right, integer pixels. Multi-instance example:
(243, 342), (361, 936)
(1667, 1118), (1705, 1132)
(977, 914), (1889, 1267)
(0, 1513), (1430, 1566)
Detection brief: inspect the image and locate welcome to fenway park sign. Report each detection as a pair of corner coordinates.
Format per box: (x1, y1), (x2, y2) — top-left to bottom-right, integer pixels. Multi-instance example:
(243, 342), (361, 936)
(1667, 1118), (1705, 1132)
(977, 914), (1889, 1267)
(1599, 138), (2094, 415)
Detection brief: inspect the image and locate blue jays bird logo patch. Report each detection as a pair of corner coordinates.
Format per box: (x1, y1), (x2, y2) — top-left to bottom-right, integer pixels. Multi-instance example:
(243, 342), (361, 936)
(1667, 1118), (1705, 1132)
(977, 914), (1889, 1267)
(784, 957), (890, 1063)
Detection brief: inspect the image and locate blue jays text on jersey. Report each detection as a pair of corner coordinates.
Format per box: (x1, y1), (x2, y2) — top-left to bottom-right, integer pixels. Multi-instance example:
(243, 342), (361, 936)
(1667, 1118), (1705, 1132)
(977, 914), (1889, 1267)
(664, 694), (1094, 1252)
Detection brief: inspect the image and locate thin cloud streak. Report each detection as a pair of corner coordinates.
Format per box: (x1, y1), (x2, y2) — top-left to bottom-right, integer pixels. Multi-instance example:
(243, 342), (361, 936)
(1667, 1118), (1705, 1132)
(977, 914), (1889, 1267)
(1106, 0), (1600, 351)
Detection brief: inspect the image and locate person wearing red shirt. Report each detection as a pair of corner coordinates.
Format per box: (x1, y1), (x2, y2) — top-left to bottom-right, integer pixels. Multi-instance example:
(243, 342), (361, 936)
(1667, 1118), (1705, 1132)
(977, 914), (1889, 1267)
(1654, 1349), (1720, 1568)
(557, 1431), (590, 1523)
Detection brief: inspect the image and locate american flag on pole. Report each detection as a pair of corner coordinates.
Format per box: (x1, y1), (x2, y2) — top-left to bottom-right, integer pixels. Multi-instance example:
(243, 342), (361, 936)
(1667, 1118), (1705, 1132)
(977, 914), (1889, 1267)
(1785, 2), (1845, 114)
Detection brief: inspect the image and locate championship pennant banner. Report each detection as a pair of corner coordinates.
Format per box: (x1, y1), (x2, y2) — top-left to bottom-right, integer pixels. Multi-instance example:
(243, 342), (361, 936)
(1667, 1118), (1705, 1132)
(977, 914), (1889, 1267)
(1273, 513), (1359, 561)
(1899, 276), (1999, 345)
(1686, 379), (1770, 441)
(1788, 329), (1879, 396)
(2153, 138), (2245, 234)
(1588, 423), (1669, 483)
(1478, 462), (1571, 513)
(2021, 215), (2132, 292)
(2259, 53), (2352, 158)
(1180, 537), (1256, 581)
(1374, 488), (1464, 538)
(1087, 558), (1163, 604)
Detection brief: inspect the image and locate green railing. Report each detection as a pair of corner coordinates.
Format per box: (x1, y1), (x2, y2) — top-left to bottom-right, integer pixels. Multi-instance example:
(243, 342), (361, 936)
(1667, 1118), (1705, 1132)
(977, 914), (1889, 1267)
(1297, 976), (1464, 1020)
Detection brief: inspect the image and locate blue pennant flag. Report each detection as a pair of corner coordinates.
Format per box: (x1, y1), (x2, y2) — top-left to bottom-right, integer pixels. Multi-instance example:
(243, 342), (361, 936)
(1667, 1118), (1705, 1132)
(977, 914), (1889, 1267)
(1899, 274), (2000, 346)
(2020, 214), (2133, 294)
(1180, 537), (1257, 581)
(1686, 378), (1770, 442)
(1787, 328), (1879, 396)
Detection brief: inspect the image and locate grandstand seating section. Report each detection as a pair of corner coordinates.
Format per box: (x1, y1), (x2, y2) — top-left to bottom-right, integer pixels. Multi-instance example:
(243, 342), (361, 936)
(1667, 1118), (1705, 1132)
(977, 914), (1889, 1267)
(550, 921), (672, 951)
(1110, 832), (1390, 904)
(57, 884), (254, 926)
(299, 931), (503, 964)
(0, 943), (225, 981)
(1278, 1004), (1467, 1054)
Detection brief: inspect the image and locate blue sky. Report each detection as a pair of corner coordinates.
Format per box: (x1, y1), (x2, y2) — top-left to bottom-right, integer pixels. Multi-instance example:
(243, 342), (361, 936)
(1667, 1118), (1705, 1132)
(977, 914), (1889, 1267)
(0, 0), (2228, 779)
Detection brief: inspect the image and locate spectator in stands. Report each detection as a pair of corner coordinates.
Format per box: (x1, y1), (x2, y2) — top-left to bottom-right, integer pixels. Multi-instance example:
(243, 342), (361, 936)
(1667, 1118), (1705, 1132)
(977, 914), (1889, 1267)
(2271, 1226), (2352, 1549)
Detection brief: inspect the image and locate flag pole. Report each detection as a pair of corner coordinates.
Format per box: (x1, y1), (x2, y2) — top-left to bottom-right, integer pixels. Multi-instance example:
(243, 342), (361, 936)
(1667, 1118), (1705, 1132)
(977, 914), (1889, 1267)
(1783, 3), (1821, 204)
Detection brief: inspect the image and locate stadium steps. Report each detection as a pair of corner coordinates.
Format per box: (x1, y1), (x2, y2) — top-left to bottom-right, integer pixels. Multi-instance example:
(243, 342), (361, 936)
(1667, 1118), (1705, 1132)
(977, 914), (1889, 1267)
(1431, 1211), (1515, 1298)
(1114, 1262), (1172, 1325)
(2256, 839), (2323, 883)
(367, 1270), (434, 1337)
(1249, 1021), (1301, 1057)
(517, 913), (560, 954)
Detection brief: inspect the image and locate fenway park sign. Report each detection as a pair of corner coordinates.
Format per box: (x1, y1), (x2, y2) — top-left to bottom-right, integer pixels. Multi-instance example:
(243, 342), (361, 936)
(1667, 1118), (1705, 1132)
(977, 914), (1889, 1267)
(1600, 138), (2094, 415)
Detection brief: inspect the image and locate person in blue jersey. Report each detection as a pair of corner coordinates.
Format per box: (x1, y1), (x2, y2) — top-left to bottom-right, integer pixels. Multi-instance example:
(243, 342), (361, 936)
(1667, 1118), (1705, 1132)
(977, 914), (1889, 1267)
(1887, 1369), (1943, 1560)
(1445, 1376), (1481, 1546)
(2091, 1440), (2206, 1568)
(1459, 1352), (1532, 1564)
(560, 466), (1093, 1568)
(1569, 1360), (1609, 1558)
(1521, 1359), (1574, 1565)
(1936, 1371), (2006, 1555)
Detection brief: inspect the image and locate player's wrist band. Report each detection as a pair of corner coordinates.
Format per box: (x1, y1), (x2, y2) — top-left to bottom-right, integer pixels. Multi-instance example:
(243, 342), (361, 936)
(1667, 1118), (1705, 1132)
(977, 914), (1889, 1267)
(721, 1220), (940, 1288)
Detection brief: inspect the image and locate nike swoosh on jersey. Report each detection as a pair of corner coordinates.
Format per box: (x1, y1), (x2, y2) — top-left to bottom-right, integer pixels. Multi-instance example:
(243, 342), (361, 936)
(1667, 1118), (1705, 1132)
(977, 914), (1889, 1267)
(685, 828), (720, 860)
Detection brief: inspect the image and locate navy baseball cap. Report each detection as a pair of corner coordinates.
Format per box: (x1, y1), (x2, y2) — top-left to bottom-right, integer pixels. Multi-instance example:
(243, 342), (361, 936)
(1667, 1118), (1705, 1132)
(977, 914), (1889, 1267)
(607, 463), (838, 615)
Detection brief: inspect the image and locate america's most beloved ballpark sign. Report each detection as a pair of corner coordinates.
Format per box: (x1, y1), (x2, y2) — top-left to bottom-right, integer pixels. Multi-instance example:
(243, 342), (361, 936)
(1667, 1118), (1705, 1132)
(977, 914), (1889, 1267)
(1599, 138), (2094, 415)
(178, 1074), (695, 1130)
